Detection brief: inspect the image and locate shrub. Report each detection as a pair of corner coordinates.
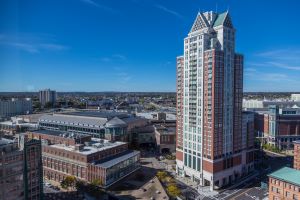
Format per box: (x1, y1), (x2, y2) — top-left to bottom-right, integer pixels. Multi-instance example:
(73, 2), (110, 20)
(156, 171), (167, 181)
(167, 184), (181, 197)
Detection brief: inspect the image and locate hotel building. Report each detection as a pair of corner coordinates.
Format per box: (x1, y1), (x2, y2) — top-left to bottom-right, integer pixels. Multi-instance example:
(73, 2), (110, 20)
(175, 11), (254, 190)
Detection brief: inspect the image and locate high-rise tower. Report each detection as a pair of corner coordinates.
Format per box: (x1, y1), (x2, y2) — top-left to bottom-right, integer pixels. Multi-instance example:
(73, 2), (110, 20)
(176, 11), (252, 190)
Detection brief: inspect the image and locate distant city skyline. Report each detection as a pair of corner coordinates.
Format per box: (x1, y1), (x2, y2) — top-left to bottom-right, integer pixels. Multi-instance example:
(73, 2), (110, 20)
(1, 0), (300, 92)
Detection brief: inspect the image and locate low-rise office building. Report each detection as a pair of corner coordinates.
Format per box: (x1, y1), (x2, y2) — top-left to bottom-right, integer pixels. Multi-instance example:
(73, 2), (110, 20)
(26, 129), (140, 188)
(268, 167), (300, 200)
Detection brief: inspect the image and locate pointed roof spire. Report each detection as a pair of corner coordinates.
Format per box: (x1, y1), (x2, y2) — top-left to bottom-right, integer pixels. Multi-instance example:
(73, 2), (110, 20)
(213, 11), (233, 28)
(190, 12), (209, 33)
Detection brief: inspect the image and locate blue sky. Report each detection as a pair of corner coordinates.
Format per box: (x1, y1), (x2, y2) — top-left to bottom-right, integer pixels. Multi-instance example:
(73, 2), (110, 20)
(0, 0), (300, 92)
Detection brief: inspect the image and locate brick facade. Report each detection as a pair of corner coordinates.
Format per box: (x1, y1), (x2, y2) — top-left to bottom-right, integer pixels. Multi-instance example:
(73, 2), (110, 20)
(294, 141), (300, 170)
(269, 177), (300, 200)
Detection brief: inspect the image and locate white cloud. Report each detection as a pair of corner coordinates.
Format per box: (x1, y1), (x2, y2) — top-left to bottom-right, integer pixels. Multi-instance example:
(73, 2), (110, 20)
(0, 34), (68, 53)
(80, 0), (117, 13)
(100, 54), (127, 62)
(155, 4), (183, 19)
(266, 62), (300, 71)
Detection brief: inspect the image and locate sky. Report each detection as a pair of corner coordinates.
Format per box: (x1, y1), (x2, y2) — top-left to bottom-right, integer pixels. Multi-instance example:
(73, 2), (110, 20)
(0, 0), (300, 92)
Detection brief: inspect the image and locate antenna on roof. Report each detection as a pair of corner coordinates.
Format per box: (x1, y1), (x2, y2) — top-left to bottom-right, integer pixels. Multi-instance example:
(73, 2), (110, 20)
(215, 3), (218, 13)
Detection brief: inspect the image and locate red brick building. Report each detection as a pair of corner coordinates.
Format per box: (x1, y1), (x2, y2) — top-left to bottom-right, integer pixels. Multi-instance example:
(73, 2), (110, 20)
(175, 11), (255, 190)
(176, 56), (184, 162)
(26, 130), (140, 188)
(268, 167), (300, 200)
(0, 136), (43, 200)
(155, 125), (176, 154)
(294, 140), (300, 170)
(254, 107), (300, 150)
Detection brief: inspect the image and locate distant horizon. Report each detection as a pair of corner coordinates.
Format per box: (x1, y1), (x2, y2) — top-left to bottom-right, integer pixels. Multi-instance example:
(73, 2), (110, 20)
(1, 91), (300, 94)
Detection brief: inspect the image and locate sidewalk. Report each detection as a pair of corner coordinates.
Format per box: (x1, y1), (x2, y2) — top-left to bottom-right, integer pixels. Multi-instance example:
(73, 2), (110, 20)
(219, 170), (259, 192)
(175, 175), (198, 189)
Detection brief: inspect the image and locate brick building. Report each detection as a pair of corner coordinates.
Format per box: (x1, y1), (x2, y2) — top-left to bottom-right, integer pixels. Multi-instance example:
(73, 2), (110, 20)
(294, 140), (300, 170)
(0, 136), (43, 200)
(176, 56), (184, 161)
(155, 124), (176, 154)
(268, 167), (300, 200)
(26, 129), (140, 188)
(175, 11), (255, 190)
(254, 106), (300, 150)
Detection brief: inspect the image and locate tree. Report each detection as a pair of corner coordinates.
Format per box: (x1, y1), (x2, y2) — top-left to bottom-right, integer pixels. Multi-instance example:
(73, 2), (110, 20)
(91, 179), (103, 187)
(156, 171), (167, 181)
(44, 101), (54, 109)
(167, 184), (181, 198)
(33, 102), (41, 109)
(61, 176), (76, 190)
(87, 179), (105, 197)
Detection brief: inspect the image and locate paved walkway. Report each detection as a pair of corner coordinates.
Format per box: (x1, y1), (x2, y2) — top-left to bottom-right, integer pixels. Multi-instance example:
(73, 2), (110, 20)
(130, 177), (169, 200)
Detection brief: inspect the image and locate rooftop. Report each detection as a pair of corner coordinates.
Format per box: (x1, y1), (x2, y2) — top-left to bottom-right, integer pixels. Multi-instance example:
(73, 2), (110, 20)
(39, 111), (137, 128)
(105, 117), (127, 128)
(95, 150), (139, 168)
(268, 167), (300, 186)
(294, 140), (300, 145)
(31, 129), (89, 139)
(155, 125), (175, 135)
(39, 114), (107, 127)
(60, 111), (129, 119)
(0, 138), (15, 146)
(49, 138), (126, 155)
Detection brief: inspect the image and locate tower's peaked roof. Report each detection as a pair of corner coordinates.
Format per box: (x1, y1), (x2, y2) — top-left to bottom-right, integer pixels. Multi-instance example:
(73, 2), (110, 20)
(213, 11), (233, 28)
(190, 12), (209, 33)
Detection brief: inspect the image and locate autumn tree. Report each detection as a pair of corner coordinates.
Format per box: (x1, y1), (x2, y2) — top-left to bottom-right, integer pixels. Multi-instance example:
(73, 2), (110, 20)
(61, 176), (76, 190)
(167, 184), (181, 198)
(156, 171), (167, 181)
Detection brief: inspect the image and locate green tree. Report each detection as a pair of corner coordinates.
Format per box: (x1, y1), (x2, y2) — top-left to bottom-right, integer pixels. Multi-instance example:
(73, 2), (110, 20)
(91, 179), (103, 187)
(167, 184), (181, 197)
(33, 102), (41, 109)
(61, 176), (76, 190)
(44, 101), (54, 108)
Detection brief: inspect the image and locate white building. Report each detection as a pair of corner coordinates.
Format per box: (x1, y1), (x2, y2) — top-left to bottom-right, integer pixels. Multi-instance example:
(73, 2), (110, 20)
(242, 99), (264, 109)
(0, 98), (33, 119)
(291, 94), (300, 102)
